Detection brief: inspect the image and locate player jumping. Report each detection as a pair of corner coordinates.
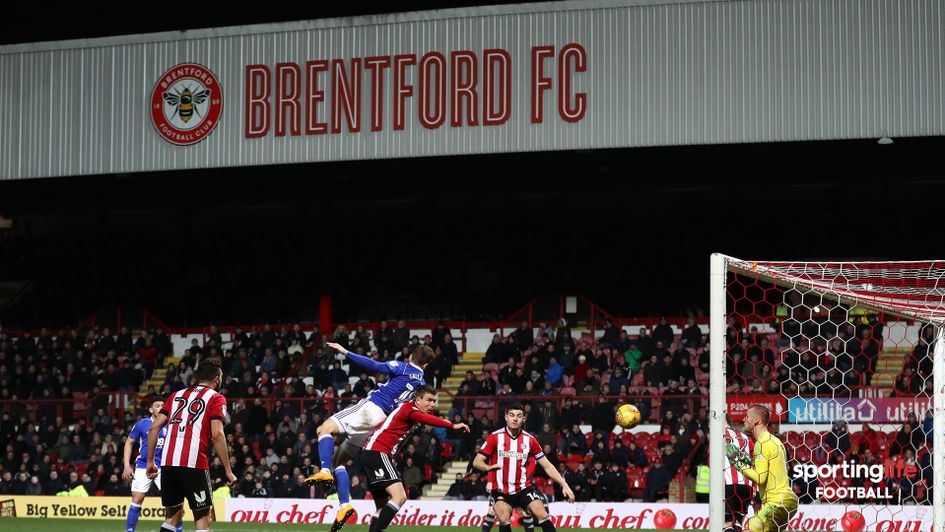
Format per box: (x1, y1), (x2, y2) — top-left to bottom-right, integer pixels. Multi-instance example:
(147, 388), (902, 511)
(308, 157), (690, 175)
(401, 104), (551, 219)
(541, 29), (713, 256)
(359, 385), (469, 532)
(473, 403), (574, 532)
(725, 405), (798, 532)
(305, 342), (434, 529)
(122, 399), (182, 532)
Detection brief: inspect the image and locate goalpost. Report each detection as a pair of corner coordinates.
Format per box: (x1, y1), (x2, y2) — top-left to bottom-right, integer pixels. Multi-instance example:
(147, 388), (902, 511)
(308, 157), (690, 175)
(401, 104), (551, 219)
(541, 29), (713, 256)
(709, 254), (945, 532)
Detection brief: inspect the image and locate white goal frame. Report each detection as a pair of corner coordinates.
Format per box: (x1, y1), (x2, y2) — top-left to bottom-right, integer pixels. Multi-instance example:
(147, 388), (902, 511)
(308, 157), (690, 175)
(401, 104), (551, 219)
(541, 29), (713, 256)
(709, 253), (945, 532)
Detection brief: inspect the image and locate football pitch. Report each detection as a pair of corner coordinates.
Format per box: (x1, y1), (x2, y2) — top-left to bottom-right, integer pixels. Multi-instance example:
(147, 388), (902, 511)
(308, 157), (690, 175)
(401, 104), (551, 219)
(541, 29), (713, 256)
(0, 520), (686, 532)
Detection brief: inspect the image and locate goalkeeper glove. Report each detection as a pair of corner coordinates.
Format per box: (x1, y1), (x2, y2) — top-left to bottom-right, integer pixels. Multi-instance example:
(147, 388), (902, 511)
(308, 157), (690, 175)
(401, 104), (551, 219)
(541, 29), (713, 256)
(724, 441), (751, 468)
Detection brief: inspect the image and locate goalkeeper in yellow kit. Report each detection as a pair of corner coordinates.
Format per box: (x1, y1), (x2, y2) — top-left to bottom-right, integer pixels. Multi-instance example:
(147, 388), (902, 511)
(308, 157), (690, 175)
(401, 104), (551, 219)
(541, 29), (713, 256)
(724, 405), (798, 532)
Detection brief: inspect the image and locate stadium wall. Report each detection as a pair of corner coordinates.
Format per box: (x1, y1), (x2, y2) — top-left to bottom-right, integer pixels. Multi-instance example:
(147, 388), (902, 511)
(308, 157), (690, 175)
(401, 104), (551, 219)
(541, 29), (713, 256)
(1, 0), (942, 180)
(6, 496), (933, 529)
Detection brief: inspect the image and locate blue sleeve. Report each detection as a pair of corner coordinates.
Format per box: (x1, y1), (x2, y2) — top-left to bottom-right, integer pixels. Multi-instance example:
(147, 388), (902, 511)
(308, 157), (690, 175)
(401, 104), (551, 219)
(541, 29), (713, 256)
(129, 421), (142, 440)
(345, 351), (393, 374)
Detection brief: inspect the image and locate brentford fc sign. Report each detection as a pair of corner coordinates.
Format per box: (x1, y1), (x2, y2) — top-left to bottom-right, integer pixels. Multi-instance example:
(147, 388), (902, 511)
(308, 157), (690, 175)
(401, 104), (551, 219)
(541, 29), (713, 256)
(150, 63), (224, 146)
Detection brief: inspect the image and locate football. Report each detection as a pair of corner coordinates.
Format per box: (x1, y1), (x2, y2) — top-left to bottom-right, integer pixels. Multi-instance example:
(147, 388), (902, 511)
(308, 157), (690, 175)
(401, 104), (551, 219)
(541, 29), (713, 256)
(615, 403), (641, 429)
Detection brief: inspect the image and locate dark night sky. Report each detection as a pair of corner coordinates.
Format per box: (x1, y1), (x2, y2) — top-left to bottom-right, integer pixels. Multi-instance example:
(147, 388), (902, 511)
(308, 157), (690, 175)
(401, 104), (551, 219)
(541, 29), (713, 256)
(0, 2), (551, 45)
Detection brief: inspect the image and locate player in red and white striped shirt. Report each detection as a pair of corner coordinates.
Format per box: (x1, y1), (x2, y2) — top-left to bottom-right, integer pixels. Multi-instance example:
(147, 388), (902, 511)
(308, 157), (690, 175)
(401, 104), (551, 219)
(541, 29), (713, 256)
(474, 403), (574, 532)
(724, 417), (756, 532)
(358, 385), (469, 532)
(146, 360), (236, 532)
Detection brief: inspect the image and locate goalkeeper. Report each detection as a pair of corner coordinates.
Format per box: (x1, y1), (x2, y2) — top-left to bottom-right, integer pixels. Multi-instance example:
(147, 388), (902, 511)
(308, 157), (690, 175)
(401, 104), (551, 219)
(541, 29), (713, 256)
(725, 405), (798, 532)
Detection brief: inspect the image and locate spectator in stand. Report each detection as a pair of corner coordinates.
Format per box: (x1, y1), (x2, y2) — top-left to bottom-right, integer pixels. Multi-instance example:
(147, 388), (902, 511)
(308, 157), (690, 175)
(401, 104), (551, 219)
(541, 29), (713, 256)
(675, 357), (695, 385)
(602, 462), (627, 502)
(327, 361), (348, 391)
(537, 423), (558, 450)
(441, 334), (459, 366)
(498, 357), (518, 388)
(508, 367), (527, 394)
(513, 321), (534, 351)
(662, 380), (687, 416)
(684, 318), (702, 349)
(545, 356), (563, 387)
(643, 354), (666, 387)
(624, 341), (643, 375)
(484, 334), (504, 364)
(643, 458), (671, 502)
(591, 394), (615, 437)
(460, 371), (480, 394)
(607, 367), (629, 393)
(636, 327), (656, 358)
(564, 462), (588, 502)
(559, 397), (580, 429)
(401, 457), (423, 499)
(585, 460), (607, 500)
(555, 318), (571, 342)
(550, 344), (577, 375)
(559, 424), (588, 456)
(478, 370), (497, 396)
(912, 325), (936, 377)
(527, 369), (545, 391)
(623, 441), (647, 468)
(590, 440), (611, 465)
(577, 371), (600, 398)
(137, 337), (157, 379)
(429, 321), (450, 350)
(444, 473), (469, 500)
(391, 321), (410, 353)
(823, 420), (850, 462)
(555, 331), (576, 358)
(652, 317), (674, 347)
(852, 327), (879, 385)
(600, 319), (620, 347)
(538, 400), (559, 430)
(890, 413), (925, 458)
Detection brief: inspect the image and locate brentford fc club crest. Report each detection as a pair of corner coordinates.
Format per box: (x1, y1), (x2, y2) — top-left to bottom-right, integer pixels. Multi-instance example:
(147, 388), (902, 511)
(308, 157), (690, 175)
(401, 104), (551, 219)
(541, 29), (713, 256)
(150, 63), (223, 146)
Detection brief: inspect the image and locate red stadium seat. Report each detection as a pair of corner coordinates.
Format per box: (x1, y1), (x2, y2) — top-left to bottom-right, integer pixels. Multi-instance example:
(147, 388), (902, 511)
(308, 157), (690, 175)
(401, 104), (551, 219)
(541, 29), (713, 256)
(560, 387), (577, 397)
(804, 432), (821, 448)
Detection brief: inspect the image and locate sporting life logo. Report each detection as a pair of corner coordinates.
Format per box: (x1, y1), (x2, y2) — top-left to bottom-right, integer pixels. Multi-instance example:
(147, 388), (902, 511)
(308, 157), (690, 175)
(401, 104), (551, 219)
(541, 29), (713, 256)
(793, 460), (918, 500)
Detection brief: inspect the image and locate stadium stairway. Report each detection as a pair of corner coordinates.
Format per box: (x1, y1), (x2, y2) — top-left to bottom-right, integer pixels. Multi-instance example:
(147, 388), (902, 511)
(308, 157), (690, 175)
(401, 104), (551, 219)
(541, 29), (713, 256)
(437, 351), (485, 413)
(419, 352), (483, 500)
(422, 460), (470, 499)
(873, 345), (910, 391)
(140, 355), (182, 395)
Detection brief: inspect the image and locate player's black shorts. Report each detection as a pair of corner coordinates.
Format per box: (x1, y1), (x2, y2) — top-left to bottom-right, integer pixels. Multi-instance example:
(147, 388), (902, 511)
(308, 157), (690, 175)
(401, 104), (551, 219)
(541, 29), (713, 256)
(726, 484), (753, 523)
(161, 466), (214, 512)
(362, 450), (402, 491)
(491, 486), (543, 510)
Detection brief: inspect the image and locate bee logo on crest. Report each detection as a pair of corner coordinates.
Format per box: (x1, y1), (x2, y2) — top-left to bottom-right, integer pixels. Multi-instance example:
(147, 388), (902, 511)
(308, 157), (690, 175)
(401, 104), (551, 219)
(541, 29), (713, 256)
(150, 63), (223, 146)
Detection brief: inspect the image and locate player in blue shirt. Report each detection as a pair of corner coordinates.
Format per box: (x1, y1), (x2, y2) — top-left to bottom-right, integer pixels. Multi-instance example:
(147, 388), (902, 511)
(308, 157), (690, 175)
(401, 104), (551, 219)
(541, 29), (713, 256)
(122, 399), (181, 532)
(306, 341), (434, 531)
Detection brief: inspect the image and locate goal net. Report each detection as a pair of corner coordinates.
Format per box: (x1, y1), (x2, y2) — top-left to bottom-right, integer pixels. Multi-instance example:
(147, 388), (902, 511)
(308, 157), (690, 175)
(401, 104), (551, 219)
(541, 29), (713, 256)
(709, 254), (945, 532)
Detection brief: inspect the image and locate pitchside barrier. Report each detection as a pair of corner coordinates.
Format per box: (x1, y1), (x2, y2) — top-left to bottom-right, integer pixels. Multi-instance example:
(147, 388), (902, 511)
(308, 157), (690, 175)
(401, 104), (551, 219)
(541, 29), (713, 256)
(4, 497), (934, 530)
